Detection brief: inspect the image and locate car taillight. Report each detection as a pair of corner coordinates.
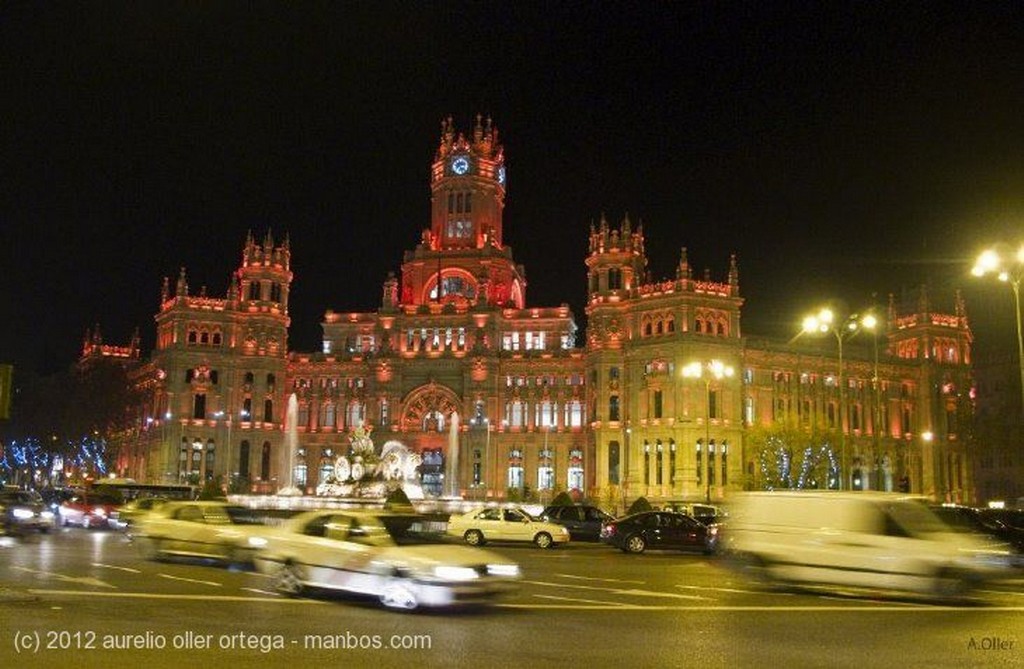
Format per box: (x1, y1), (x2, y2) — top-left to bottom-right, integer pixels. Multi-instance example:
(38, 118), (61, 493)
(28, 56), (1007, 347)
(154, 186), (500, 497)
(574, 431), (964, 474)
(600, 524), (616, 538)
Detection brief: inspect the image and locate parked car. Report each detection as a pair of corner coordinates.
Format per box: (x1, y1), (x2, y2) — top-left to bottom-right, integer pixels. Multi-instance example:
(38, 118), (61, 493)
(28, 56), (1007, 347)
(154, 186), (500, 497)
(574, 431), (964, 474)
(725, 492), (1012, 599)
(1, 489), (55, 535)
(132, 500), (268, 566)
(541, 504), (616, 541)
(58, 488), (124, 528)
(447, 506), (570, 548)
(600, 510), (719, 554)
(663, 501), (726, 525)
(253, 510), (520, 610)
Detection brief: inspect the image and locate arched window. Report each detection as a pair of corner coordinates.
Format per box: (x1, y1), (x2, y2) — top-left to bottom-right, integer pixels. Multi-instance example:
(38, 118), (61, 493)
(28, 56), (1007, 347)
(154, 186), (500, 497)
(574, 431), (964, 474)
(507, 448), (524, 489)
(608, 441), (620, 485)
(656, 440), (664, 485)
(568, 448), (584, 491)
(204, 441), (216, 481)
(669, 440), (676, 486)
(238, 441), (251, 480)
(260, 443), (271, 480)
(346, 402), (365, 430)
(696, 439), (703, 486)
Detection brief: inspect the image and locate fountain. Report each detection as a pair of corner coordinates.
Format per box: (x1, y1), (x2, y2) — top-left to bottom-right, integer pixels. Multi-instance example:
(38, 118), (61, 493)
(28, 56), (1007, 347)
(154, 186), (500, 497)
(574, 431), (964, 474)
(276, 393), (304, 496)
(445, 411), (460, 498)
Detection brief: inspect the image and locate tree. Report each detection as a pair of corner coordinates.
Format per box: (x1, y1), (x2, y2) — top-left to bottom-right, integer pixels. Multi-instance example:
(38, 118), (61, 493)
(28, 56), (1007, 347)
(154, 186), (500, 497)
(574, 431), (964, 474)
(746, 422), (841, 491)
(198, 476), (226, 500)
(550, 490), (575, 507)
(627, 496), (653, 515)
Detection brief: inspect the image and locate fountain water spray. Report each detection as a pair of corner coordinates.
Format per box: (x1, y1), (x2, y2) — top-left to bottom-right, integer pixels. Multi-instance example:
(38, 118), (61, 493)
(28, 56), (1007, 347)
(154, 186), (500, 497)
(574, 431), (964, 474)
(277, 393), (302, 496)
(446, 411), (460, 498)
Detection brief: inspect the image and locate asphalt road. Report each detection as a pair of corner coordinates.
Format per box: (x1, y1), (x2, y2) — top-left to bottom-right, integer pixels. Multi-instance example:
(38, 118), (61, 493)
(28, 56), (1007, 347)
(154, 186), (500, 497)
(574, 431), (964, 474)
(1, 529), (1023, 669)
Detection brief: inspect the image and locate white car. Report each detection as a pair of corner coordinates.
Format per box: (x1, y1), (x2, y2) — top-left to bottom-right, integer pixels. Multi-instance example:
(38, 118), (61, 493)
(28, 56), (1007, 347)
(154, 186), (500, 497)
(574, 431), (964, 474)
(252, 510), (520, 610)
(447, 506), (571, 549)
(132, 500), (268, 566)
(725, 491), (1012, 599)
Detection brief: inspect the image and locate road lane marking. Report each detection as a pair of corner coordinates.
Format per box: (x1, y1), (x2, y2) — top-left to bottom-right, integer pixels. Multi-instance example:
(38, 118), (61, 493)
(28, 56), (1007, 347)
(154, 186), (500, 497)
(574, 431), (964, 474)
(12, 566), (116, 589)
(242, 588), (281, 596)
(675, 584), (788, 596)
(533, 594), (639, 607)
(522, 579), (709, 600)
(158, 573), (222, 587)
(26, 589), (326, 604)
(91, 562), (141, 573)
(556, 574), (646, 584)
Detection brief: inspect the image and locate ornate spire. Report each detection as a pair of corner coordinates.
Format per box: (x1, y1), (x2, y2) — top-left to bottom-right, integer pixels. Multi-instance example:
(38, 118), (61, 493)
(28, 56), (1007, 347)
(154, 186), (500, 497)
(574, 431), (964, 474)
(728, 253), (740, 289)
(677, 247), (691, 280)
(176, 267), (188, 297)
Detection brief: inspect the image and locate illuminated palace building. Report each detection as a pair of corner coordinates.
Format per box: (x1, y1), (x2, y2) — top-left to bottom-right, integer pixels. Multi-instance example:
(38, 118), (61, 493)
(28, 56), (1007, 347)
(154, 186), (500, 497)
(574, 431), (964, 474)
(117, 116), (976, 507)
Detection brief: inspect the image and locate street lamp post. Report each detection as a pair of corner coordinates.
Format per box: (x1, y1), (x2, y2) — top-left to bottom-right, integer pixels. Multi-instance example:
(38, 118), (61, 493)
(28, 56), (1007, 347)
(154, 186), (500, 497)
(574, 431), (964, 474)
(683, 360), (734, 504)
(861, 313), (882, 489)
(800, 308), (878, 490)
(972, 245), (1024, 417)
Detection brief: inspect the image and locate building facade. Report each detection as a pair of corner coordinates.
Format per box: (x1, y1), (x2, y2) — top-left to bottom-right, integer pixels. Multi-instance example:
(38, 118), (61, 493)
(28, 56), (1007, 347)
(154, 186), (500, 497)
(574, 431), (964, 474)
(116, 116), (977, 508)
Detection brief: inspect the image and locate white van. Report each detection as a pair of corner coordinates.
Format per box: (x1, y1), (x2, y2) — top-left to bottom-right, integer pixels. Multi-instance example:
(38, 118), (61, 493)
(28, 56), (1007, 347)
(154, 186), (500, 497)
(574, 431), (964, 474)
(724, 491), (1010, 598)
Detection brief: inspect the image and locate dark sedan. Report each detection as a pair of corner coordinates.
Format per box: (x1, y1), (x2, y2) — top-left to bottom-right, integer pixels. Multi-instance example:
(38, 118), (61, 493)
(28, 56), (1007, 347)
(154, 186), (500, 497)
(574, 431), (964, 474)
(541, 504), (616, 542)
(600, 510), (719, 554)
(932, 505), (1024, 567)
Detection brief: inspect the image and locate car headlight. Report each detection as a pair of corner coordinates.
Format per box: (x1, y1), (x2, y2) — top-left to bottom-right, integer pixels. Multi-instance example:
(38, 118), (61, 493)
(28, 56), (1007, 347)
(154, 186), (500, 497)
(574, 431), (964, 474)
(13, 508), (34, 520)
(247, 536), (268, 548)
(93, 507), (107, 517)
(486, 563), (520, 577)
(434, 566), (480, 581)
(41, 511), (55, 520)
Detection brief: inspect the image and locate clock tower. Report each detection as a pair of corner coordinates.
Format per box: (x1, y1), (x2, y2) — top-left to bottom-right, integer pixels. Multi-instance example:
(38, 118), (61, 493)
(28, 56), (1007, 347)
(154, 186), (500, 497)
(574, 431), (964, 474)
(430, 114), (506, 250)
(395, 115), (524, 308)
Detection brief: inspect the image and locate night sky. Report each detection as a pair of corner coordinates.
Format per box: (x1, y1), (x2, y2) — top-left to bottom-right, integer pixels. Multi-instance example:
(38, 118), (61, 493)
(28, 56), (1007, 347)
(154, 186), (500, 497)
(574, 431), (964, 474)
(3, 2), (1022, 376)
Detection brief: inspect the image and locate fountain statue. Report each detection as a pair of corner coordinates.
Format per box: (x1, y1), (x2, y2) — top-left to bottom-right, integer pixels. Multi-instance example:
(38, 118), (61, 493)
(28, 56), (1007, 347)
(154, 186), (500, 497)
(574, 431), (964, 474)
(313, 424), (425, 500)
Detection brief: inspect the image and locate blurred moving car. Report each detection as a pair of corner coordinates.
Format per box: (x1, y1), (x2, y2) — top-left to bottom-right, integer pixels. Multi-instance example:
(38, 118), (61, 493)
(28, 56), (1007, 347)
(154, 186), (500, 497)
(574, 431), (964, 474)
(447, 506), (570, 548)
(541, 504), (616, 542)
(1, 489), (55, 535)
(110, 497), (170, 532)
(600, 511), (719, 554)
(38, 488), (76, 515)
(58, 488), (124, 528)
(133, 500), (268, 566)
(726, 492), (1012, 599)
(253, 510), (520, 610)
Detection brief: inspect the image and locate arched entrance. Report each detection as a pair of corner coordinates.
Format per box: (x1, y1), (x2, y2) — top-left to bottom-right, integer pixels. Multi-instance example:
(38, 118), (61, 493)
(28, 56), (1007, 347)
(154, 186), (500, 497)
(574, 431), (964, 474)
(400, 382), (462, 497)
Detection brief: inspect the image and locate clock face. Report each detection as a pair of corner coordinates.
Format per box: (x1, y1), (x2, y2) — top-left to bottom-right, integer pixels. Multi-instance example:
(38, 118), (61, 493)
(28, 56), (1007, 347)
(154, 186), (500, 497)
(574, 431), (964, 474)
(451, 156), (469, 175)
(497, 165), (506, 184)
